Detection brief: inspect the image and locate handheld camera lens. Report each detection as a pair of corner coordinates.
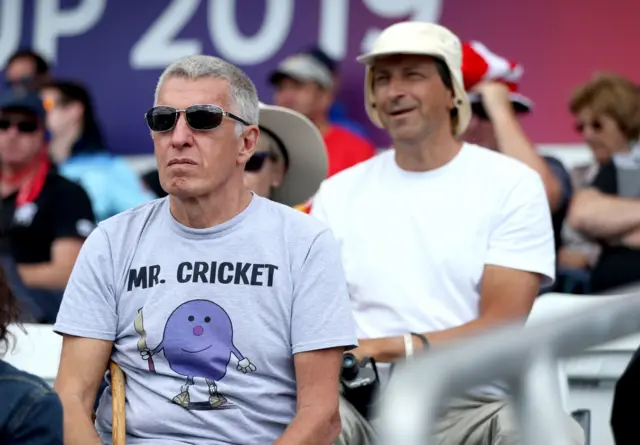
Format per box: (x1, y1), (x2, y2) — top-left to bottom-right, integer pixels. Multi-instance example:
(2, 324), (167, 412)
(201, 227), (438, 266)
(341, 353), (359, 380)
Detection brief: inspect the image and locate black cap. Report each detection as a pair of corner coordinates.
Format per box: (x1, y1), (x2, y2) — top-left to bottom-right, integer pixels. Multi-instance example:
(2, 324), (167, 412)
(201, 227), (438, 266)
(0, 89), (46, 118)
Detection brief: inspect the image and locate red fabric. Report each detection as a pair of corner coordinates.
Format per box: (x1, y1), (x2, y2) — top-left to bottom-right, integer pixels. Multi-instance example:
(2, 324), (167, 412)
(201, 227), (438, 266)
(323, 126), (376, 177)
(2, 149), (51, 207)
(461, 41), (524, 91)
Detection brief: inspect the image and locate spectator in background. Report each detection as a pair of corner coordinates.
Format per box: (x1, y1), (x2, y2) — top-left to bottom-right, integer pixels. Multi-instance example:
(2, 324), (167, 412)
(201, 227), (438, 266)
(269, 48), (376, 178)
(305, 47), (370, 139)
(245, 103), (328, 207)
(0, 90), (95, 323)
(568, 73), (640, 293)
(460, 42), (573, 292)
(4, 49), (50, 93)
(0, 268), (64, 444)
(41, 80), (155, 221)
(312, 22), (584, 444)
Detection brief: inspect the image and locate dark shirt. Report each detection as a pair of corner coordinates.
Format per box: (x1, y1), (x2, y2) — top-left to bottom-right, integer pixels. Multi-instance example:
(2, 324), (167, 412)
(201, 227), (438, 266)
(588, 161), (640, 292)
(0, 171), (95, 322)
(0, 360), (63, 445)
(544, 155), (573, 253)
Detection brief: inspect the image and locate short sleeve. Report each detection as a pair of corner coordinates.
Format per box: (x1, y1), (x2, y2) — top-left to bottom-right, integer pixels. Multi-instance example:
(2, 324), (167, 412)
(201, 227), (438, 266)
(485, 171), (556, 286)
(53, 181), (96, 240)
(290, 230), (357, 354)
(591, 161), (618, 195)
(53, 226), (117, 340)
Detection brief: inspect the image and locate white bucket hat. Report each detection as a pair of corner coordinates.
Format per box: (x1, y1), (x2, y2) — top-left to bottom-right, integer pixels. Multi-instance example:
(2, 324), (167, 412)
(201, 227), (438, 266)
(357, 21), (471, 137)
(257, 103), (328, 207)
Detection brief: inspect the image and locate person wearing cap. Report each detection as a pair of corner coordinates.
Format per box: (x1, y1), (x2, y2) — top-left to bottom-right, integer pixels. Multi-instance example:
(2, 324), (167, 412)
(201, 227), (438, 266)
(269, 48), (376, 178)
(0, 90), (96, 323)
(244, 103), (328, 207)
(4, 49), (51, 93)
(53, 55), (356, 445)
(460, 41), (574, 290)
(310, 22), (584, 444)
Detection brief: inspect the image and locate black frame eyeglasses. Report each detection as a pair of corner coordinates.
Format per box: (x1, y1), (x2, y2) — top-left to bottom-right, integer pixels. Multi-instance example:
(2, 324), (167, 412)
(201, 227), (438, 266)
(144, 104), (252, 132)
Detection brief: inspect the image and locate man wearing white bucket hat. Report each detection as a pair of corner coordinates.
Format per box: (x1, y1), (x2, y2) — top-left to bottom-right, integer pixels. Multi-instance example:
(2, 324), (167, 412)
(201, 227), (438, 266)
(311, 22), (584, 444)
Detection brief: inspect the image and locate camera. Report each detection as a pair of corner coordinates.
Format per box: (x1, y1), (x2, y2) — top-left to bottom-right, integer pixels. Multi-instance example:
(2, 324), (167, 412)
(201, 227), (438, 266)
(340, 353), (380, 419)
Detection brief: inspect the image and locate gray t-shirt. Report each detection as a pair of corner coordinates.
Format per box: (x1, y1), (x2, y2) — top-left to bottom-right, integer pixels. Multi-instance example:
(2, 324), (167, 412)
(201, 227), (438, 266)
(54, 195), (357, 444)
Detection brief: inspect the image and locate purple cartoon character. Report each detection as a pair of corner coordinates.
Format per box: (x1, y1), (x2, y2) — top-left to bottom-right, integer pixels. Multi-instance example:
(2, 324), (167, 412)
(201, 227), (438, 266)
(139, 299), (256, 410)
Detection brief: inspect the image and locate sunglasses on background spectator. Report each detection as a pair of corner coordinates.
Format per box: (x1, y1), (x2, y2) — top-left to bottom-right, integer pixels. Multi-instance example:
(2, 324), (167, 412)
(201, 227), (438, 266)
(144, 104), (251, 132)
(0, 119), (39, 134)
(575, 119), (603, 134)
(4, 76), (39, 92)
(245, 152), (279, 172)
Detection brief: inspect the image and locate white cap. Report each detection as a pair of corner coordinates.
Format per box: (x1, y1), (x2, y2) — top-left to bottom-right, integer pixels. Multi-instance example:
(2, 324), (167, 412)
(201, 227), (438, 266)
(357, 21), (471, 137)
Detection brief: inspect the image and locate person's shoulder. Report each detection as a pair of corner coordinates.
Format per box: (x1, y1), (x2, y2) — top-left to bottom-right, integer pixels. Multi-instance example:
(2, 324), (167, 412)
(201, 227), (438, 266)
(320, 149), (390, 191)
(464, 143), (541, 184)
(329, 125), (375, 148)
(257, 196), (329, 234)
(0, 361), (56, 407)
(47, 172), (91, 196)
(96, 197), (166, 238)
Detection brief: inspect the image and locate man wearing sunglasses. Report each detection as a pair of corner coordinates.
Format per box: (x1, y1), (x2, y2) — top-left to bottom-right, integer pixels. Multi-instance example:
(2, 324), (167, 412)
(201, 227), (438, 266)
(461, 41), (573, 268)
(53, 55), (356, 445)
(0, 90), (95, 323)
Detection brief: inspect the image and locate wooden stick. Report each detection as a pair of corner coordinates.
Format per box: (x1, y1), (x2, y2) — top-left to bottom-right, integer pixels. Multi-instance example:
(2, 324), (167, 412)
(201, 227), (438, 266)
(110, 361), (126, 445)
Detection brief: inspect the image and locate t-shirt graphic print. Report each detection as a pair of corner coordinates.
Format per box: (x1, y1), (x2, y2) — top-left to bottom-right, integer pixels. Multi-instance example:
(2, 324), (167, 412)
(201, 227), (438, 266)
(137, 299), (257, 410)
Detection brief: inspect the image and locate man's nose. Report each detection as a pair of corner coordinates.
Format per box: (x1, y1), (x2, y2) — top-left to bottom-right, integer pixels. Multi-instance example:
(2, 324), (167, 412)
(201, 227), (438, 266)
(171, 113), (194, 149)
(386, 76), (407, 100)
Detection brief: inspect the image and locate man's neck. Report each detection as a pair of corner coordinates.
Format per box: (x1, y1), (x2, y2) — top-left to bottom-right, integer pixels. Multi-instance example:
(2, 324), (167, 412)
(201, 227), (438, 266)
(49, 127), (81, 164)
(1, 161), (41, 197)
(169, 180), (253, 229)
(310, 115), (331, 136)
(394, 126), (462, 172)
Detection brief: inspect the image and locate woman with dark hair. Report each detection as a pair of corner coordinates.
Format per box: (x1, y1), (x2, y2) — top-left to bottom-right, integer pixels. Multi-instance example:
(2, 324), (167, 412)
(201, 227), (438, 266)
(0, 268), (64, 444)
(41, 80), (155, 221)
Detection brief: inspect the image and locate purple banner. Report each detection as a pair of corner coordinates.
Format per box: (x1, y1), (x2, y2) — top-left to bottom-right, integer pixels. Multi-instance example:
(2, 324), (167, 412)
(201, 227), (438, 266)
(1, 0), (443, 154)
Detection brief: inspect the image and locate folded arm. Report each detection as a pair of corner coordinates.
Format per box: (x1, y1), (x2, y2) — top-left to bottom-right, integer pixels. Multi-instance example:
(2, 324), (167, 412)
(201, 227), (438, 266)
(17, 238), (83, 289)
(354, 265), (541, 362)
(568, 188), (640, 240)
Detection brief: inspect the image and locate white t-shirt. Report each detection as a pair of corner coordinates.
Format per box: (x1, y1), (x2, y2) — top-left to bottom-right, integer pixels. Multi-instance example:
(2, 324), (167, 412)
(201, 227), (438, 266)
(311, 143), (555, 347)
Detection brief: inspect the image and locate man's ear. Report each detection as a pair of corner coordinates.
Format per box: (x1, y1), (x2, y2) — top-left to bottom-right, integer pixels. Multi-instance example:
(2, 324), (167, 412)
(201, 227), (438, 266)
(238, 125), (259, 164)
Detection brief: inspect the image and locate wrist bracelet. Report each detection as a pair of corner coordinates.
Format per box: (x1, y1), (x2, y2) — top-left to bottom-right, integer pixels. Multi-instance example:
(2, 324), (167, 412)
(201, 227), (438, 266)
(411, 333), (430, 350)
(403, 333), (414, 357)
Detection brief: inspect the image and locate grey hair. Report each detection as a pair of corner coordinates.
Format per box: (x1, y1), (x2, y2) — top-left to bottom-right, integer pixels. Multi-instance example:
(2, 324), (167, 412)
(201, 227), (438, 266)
(154, 55), (260, 135)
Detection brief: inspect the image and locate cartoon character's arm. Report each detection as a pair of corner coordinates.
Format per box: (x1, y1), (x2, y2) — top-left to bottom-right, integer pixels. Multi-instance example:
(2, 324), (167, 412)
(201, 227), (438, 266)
(140, 341), (163, 362)
(232, 345), (257, 374)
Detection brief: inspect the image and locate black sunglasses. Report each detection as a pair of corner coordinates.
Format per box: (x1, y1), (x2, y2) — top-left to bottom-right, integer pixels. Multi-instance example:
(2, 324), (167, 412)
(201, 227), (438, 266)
(144, 104), (252, 132)
(0, 119), (39, 133)
(575, 119), (603, 134)
(245, 152), (276, 172)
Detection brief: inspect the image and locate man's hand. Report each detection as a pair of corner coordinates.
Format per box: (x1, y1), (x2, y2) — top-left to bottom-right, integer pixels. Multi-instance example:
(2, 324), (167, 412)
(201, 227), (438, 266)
(473, 81), (513, 119)
(349, 336), (426, 363)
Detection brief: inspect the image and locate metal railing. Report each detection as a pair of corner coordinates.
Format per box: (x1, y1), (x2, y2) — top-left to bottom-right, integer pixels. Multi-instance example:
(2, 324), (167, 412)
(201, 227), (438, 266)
(375, 294), (640, 445)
